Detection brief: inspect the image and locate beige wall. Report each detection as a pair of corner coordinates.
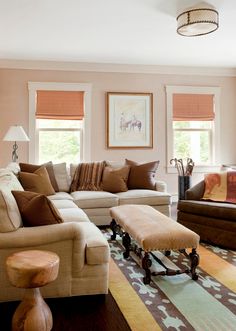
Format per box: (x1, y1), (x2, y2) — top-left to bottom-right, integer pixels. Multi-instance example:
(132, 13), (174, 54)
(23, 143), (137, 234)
(1, 67), (236, 195)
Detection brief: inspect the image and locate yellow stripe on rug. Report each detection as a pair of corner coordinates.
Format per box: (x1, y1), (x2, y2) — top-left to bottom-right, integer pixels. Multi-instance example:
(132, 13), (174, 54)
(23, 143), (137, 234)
(198, 245), (236, 292)
(109, 258), (162, 331)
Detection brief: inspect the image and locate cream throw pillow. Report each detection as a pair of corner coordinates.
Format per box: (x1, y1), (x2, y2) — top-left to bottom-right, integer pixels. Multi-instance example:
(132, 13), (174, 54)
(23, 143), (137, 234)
(53, 163), (71, 192)
(0, 169), (24, 232)
(102, 166), (130, 193)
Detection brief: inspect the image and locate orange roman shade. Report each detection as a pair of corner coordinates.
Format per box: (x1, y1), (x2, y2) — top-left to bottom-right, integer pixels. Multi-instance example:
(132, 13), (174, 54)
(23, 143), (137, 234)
(173, 94), (215, 121)
(36, 90), (84, 120)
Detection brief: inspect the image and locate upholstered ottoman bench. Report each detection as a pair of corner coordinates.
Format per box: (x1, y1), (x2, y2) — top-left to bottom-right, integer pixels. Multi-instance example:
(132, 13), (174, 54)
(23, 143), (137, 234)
(110, 204), (200, 284)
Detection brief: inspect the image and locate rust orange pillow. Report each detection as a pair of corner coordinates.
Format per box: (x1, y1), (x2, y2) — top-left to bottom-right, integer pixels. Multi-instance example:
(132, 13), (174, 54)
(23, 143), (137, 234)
(125, 159), (159, 190)
(12, 190), (63, 227)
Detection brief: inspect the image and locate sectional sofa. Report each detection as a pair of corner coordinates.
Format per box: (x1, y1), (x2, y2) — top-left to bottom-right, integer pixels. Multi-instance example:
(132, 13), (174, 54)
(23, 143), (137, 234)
(0, 161), (171, 302)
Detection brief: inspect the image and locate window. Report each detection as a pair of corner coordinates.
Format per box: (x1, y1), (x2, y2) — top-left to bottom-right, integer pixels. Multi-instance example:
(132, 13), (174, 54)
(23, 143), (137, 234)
(166, 86), (221, 173)
(37, 119), (82, 164)
(28, 82), (92, 164)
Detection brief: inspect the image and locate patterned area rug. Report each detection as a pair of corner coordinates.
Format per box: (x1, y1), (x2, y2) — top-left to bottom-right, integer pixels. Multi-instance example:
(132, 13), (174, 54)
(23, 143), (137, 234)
(105, 229), (236, 331)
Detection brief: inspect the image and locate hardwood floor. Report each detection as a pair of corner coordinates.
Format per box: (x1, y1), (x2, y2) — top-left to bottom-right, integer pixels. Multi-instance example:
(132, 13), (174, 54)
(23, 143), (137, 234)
(0, 292), (131, 331)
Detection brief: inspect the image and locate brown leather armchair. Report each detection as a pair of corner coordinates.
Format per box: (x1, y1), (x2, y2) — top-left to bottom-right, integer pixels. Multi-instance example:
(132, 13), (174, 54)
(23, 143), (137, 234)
(177, 180), (236, 250)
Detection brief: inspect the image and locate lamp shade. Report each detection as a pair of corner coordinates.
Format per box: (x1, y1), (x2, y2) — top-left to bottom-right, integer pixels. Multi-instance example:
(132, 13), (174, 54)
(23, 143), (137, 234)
(3, 125), (29, 142)
(177, 7), (219, 37)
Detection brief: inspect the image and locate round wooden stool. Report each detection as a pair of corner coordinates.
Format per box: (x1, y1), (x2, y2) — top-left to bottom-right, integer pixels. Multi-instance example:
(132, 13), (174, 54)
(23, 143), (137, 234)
(6, 250), (60, 331)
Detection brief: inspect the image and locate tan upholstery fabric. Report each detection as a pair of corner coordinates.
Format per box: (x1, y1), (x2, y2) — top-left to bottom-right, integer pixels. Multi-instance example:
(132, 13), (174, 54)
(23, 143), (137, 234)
(110, 205), (199, 251)
(102, 165), (130, 193)
(0, 169), (23, 232)
(117, 189), (171, 206)
(48, 192), (73, 201)
(58, 208), (90, 223)
(125, 159), (159, 190)
(78, 222), (110, 265)
(12, 191), (63, 227)
(53, 163), (71, 192)
(70, 161), (106, 191)
(71, 190), (118, 209)
(19, 162), (59, 192)
(19, 167), (55, 196)
(0, 221), (109, 301)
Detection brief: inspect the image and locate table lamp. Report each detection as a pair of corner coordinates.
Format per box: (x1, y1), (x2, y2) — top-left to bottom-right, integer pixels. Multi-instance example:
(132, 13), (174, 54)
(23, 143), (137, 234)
(3, 125), (30, 162)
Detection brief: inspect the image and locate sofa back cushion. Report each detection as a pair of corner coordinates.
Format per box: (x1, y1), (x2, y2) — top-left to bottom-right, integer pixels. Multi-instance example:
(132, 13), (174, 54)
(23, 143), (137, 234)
(125, 159), (159, 190)
(102, 166), (130, 193)
(19, 167), (55, 196)
(53, 163), (71, 192)
(12, 190), (63, 227)
(0, 169), (24, 232)
(19, 161), (59, 192)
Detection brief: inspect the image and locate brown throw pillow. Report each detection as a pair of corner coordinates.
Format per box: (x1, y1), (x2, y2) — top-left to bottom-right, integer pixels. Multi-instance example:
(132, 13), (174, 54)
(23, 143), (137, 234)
(102, 166), (130, 193)
(125, 159), (160, 190)
(19, 167), (55, 196)
(12, 190), (63, 227)
(70, 161), (106, 192)
(19, 162), (59, 192)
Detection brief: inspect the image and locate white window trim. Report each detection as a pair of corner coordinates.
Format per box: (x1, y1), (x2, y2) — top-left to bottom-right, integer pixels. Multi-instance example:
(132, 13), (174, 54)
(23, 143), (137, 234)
(28, 82), (92, 163)
(165, 85), (221, 173)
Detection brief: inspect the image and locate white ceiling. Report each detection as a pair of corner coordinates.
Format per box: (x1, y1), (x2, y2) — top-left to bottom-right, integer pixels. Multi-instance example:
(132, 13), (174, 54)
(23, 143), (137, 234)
(0, 0), (235, 68)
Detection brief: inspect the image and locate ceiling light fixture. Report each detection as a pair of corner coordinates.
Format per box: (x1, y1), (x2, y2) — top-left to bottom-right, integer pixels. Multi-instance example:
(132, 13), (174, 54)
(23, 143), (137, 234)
(177, 6), (219, 37)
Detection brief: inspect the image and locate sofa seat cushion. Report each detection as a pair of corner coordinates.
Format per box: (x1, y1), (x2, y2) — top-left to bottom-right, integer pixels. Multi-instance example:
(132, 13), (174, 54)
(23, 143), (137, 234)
(71, 191), (118, 209)
(48, 192), (74, 201)
(178, 200), (236, 221)
(117, 189), (171, 206)
(50, 199), (78, 210)
(58, 207), (90, 223)
(78, 223), (110, 265)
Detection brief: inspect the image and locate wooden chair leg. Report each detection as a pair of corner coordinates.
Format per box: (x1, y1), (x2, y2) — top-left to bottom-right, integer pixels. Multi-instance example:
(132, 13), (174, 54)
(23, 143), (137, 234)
(189, 248), (199, 280)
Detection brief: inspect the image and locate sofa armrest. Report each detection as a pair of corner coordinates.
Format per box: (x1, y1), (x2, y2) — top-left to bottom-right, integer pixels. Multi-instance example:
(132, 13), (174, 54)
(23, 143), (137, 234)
(0, 222), (87, 273)
(155, 180), (167, 193)
(0, 222), (86, 248)
(185, 180), (205, 200)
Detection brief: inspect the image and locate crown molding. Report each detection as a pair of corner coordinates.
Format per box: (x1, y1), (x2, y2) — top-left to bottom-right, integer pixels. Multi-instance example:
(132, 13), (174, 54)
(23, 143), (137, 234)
(0, 59), (236, 77)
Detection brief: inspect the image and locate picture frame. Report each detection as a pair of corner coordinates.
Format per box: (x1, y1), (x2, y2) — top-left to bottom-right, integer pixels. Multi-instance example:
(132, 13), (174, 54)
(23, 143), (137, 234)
(106, 92), (153, 148)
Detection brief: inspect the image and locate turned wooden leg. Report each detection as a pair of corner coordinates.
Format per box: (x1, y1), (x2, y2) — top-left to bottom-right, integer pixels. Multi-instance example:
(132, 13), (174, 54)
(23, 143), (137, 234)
(122, 232), (131, 258)
(12, 288), (52, 331)
(110, 219), (117, 240)
(189, 248), (199, 280)
(165, 250), (171, 256)
(142, 252), (152, 285)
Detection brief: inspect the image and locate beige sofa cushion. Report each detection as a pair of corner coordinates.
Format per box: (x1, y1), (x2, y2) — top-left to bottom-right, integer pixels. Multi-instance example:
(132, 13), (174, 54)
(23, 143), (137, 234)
(53, 163), (71, 192)
(0, 169), (24, 232)
(58, 207), (90, 223)
(71, 191), (118, 209)
(117, 189), (171, 206)
(48, 192), (73, 201)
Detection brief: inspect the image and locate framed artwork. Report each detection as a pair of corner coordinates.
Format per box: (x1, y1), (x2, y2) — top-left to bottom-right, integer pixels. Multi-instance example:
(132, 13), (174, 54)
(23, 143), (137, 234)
(106, 92), (153, 148)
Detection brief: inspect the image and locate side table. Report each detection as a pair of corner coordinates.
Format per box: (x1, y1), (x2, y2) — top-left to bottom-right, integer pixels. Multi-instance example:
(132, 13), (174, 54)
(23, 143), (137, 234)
(6, 250), (60, 331)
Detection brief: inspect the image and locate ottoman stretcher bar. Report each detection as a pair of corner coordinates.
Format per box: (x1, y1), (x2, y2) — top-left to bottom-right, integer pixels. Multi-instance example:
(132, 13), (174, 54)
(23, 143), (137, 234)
(110, 205), (200, 284)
